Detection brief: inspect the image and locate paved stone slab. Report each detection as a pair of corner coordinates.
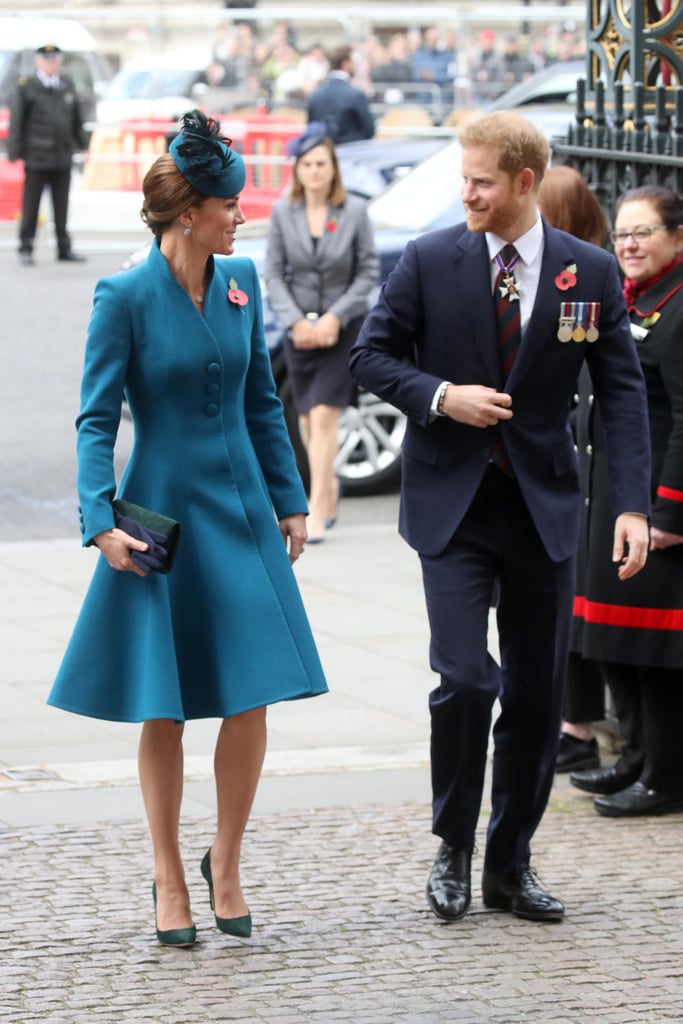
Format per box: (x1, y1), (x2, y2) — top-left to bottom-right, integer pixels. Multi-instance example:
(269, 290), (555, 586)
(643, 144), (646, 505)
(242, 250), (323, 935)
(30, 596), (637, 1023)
(2, 795), (681, 1023)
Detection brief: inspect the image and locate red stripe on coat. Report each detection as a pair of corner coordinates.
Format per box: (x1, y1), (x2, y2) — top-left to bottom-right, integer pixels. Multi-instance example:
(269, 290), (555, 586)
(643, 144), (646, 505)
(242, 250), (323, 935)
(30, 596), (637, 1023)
(573, 595), (683, 631)
(657, 484), (683, 503)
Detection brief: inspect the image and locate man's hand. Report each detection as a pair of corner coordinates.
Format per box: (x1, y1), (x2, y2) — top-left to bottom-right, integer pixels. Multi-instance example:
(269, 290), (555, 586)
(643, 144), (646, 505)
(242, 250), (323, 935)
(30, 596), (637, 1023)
(612, 513), (649, 580)
(440, 384), (513, 427)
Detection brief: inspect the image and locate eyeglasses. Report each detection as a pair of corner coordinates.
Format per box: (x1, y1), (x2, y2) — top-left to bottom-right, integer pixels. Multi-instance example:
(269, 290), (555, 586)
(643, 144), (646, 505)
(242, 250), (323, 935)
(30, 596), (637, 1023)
(610, 225), (668, 245)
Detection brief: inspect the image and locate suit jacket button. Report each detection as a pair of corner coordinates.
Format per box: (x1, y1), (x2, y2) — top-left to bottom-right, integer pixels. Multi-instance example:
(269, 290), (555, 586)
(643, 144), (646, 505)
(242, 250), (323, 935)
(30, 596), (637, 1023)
(207, 362), (220, 375)
(586, 444), (593, 455)
(206, 381), (220, 395)
(204, 403), (219, 416)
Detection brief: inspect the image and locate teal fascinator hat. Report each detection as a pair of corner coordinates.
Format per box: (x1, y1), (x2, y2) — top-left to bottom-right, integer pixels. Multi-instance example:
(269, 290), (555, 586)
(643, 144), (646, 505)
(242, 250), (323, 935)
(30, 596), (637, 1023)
(169, 110), (246, 197)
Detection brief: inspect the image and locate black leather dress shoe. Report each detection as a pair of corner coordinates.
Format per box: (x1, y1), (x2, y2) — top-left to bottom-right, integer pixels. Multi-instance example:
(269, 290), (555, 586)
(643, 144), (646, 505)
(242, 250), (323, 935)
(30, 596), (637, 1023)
(556, 733), (600, 773)
(57, 251), (87, 262)
(570, 764), (639, 795)
(19, 251), (35, 266)
(426, 842), (472, 922)
(482, 868), (564, 921)
(594, 781), (683, 817)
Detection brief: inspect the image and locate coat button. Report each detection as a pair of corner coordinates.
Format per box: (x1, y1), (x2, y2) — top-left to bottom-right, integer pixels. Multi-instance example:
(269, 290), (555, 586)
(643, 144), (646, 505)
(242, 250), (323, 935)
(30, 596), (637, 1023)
(207, 362), (220, 375)
(588, 394), (594, 405)
(204, 403), (219, 416)
(584, 497), (590, 507)
(573, 393), (579, 404)
(80, 524), (86, 533)
(586, 444), (593, 455)
(206, 381), (220, 395)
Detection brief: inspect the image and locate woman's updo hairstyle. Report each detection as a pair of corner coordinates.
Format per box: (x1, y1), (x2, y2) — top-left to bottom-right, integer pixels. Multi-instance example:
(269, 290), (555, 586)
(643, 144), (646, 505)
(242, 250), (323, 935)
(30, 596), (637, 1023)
(140, 154), (206, 240)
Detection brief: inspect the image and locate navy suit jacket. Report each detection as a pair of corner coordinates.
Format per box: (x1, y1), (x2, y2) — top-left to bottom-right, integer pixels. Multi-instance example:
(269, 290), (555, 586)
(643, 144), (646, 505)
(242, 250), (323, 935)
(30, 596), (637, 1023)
(350, 219), (651, 562)
(307, 76), (375, 144)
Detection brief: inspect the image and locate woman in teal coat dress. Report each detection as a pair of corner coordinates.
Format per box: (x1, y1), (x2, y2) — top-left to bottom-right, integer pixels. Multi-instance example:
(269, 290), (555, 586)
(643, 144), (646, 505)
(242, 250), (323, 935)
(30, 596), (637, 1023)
(48, 112), (328, 947)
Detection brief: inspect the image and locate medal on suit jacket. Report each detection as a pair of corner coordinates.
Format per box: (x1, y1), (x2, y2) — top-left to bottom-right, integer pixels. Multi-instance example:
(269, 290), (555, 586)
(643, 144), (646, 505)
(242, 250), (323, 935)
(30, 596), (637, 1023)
(495, 249), (521, 301)
(585, 303), (600, 342)
(557, 301), (601, 343)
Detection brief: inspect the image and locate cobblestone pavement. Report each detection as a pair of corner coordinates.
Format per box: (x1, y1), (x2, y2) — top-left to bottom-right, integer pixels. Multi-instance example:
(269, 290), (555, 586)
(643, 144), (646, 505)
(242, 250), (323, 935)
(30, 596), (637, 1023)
(2, 192), (682, 1024)
(3, 792), (682, 1024)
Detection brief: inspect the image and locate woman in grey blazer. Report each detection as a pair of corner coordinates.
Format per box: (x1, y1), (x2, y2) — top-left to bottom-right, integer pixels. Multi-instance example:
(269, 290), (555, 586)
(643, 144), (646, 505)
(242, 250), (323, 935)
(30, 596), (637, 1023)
(265, 125), (379, 541)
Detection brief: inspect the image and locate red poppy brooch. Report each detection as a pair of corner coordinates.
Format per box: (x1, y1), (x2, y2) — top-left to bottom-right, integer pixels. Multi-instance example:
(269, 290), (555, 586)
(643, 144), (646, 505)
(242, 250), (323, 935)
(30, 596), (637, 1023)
(325, 217), (338, 233)
(228, 276), (248, 307)
(555, 263), (577, 291)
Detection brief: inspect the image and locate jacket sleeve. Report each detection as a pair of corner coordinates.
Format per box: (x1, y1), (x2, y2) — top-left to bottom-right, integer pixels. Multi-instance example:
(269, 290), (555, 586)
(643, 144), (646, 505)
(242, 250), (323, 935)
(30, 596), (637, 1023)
(354, 90), (375, 140)
(7, 80), (27, 161)
(242, 261), (309, 518)
(585, 257), (651, 520)
(75, 277), (132, 544)
(264, 203), (307, 331)
(651, 300), (683, 533)
(349, 238), (445, 428)
(327, 200), (379, 325)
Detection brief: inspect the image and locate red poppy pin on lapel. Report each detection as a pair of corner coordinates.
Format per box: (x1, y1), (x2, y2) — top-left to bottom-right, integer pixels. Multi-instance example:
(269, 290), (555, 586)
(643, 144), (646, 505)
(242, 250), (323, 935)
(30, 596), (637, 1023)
(325, 217), (338, 233)
(555, 263), (577, 291)
(228, 277), (248, 307)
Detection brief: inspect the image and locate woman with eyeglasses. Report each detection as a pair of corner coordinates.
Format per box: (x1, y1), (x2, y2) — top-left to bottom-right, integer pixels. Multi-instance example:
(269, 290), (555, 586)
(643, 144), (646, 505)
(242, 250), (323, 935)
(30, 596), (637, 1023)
(569, 185), (683, 817)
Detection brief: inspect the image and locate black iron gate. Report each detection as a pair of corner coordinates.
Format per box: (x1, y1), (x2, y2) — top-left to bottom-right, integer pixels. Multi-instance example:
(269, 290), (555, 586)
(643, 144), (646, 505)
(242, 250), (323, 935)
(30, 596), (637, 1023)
(552, 0), (683, 220)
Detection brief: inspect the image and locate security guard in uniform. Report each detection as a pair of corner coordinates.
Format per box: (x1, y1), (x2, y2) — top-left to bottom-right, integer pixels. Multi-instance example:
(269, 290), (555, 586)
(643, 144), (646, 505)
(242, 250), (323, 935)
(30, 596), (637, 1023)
(8, 44), (88, 265)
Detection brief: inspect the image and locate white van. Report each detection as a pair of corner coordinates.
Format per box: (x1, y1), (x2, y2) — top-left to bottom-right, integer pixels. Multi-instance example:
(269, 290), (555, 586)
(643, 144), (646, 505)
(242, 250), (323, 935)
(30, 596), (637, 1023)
(0, 15), (113, 136)
(95, 50), (214, 127)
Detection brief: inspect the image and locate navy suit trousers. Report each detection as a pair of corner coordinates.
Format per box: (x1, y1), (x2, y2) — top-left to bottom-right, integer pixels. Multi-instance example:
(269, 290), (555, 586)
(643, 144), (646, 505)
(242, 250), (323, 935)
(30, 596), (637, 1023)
(419, 465), (575, 877)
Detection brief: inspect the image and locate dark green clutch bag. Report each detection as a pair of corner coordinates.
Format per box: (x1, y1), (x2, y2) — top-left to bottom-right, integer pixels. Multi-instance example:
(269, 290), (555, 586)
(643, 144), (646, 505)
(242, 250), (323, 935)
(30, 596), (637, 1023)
(112, 498), (181, 574)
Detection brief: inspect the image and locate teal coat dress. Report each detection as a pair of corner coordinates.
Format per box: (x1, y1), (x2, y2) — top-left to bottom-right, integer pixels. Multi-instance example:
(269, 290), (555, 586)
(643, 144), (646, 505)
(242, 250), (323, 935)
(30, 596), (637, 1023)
(48, 242), (328, 722)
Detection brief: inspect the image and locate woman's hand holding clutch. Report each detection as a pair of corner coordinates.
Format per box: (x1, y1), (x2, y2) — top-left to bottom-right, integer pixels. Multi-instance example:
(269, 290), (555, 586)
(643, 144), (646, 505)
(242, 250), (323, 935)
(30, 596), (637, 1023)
(94, 527), (153, 577)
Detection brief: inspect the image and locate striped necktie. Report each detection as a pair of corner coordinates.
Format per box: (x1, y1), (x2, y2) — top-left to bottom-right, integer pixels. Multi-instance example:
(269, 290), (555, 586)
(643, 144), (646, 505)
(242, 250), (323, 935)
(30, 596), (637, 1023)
(494, 243), (522, 378)
(491, 244), (521, 475)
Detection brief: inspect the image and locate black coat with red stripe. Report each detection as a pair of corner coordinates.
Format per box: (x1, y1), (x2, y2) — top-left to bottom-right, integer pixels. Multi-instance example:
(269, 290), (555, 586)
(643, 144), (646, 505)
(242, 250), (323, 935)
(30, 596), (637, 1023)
(572, 260), (683, 668)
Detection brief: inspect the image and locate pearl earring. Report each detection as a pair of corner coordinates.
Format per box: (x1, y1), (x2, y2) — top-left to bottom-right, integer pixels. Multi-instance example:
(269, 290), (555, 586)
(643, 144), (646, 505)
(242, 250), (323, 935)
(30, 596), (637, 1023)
(184, 225), (192, 237)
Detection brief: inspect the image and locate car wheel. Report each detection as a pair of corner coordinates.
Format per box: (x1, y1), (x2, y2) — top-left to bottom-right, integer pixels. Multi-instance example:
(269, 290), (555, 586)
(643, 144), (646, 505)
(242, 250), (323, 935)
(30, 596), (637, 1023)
(277, 366), (404, 496)
(335, 391), (405, 495)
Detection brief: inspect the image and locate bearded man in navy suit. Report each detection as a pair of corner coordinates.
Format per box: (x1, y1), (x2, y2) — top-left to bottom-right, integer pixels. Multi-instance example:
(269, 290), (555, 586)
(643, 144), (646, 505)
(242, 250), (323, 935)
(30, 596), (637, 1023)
(350, 111), (651, 923)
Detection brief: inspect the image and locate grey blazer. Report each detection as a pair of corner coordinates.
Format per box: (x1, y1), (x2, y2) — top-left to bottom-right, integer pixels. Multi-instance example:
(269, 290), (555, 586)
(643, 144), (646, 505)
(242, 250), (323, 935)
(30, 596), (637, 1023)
(265, 193), (379, 331)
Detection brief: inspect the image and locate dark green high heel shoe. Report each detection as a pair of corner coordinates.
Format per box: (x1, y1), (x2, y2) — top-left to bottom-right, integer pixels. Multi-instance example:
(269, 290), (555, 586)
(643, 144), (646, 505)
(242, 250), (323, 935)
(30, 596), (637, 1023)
(200, 849), (252, 937)
(152, 883), (197, 948)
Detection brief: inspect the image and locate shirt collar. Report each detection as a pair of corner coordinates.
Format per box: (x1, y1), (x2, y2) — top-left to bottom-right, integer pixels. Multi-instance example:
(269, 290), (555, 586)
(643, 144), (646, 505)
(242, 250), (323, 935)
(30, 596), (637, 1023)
(486, 216), (543, 265)
(37, 70), (60, 88)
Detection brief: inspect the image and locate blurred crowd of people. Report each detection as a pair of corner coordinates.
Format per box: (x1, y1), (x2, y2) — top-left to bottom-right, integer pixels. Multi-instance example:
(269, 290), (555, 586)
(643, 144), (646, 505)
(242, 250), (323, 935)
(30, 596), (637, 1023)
(205, 17), (585, 116)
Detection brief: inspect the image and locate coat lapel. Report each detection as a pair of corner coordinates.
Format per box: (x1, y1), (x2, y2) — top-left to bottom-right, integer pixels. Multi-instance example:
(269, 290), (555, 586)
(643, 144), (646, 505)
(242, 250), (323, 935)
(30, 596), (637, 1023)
(291, 204), (315, 262)
(456, 231), (502, 385)
(506, 223), (577, 389)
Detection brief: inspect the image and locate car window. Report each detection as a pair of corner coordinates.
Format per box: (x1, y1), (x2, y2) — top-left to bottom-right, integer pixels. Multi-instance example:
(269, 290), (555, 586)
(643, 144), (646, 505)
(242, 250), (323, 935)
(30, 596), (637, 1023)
(104, 66), (207, 101)
(368, 140), (464, 232)
(0, 51), (20, 104)
(0, 52), (13, 80)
